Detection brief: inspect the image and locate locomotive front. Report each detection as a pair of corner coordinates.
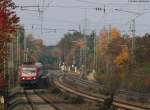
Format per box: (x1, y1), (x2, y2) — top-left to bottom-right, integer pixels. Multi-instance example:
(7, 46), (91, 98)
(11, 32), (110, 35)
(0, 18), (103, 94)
(19, 65), (39, 85)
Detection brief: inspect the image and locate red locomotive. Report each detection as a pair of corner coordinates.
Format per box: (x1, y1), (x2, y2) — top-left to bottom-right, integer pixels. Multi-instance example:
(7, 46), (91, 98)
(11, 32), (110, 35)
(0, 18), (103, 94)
(18, 63), (41, 85)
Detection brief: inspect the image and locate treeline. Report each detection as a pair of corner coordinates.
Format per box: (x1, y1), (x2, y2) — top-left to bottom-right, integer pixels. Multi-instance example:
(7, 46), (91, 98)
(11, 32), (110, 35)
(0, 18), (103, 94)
(55, 27), (150, 93)
(25, 34), (58, 69)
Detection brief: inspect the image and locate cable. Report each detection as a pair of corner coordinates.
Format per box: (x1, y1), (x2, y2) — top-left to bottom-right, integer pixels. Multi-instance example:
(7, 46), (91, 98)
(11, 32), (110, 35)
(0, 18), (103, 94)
(75, 0), (150, 5)
(43, 0), (53, 11)
(75, 0), (101, 5)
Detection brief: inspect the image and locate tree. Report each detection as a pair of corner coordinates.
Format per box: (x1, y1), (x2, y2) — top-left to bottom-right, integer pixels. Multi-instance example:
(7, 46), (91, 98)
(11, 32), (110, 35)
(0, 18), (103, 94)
(107, 37), (129, 78)
(0, 0), (19, 40)
(95, 27), (130, 108)
(136, 34), (150, 63)
(51, 47), (62, 57)
(96, 27), (121, 74)
(0, 0), (19, 89)
(26, 34), (44, 62)
(57, 32), (83, 66)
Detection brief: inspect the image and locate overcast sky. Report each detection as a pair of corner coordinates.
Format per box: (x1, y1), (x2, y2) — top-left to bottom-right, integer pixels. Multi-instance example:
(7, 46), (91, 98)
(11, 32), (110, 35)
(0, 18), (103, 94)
(14, 0), (150, 45)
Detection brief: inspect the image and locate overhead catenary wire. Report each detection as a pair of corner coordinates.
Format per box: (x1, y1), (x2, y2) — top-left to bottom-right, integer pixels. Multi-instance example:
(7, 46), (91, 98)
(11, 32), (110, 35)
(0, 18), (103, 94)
(75, 0), (150, 6)
(15, 4), (150, 14)
(40, 0), (45, 36)
(14, 0), (150, 39)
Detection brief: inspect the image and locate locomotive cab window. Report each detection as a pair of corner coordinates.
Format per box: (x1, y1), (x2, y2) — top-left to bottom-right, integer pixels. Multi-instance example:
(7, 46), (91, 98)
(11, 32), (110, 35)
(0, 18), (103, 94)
(22, 68), (36, 73)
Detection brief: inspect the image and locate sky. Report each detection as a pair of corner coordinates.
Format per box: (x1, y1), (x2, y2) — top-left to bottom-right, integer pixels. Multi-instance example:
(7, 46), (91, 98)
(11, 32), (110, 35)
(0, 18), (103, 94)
(14, 0), (150, 45)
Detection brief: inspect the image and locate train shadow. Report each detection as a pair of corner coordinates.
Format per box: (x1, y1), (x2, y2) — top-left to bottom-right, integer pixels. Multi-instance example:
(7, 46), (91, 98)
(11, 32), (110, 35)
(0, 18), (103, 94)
(21, 84), (38, 89)
(21, 80), (50, 90)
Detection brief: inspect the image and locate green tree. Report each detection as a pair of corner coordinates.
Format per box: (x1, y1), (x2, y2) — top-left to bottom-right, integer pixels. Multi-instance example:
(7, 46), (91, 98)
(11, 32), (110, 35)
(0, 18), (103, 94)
(57, 32), (83, 66)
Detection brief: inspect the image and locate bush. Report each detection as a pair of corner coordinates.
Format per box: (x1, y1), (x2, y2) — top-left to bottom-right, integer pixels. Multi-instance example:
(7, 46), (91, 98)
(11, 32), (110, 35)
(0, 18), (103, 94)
(69, 96), (84, 104)
(138, 96), (147, 103)
(51, 88), (61, 94)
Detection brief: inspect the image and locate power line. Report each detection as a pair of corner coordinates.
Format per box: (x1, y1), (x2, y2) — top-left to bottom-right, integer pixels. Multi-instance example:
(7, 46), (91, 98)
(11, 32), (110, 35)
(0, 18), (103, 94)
(75, 0), (150, 5)
(15, 4), (150, 14)
(39, 0), (45, 36)
(115, 9), (142, 15)
(128, 0), (150, 2)
(15, 4), (105, 9)
(43, 0), (54, 11)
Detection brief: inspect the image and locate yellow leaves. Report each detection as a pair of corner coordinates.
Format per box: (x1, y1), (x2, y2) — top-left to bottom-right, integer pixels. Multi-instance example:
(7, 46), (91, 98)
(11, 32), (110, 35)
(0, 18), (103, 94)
(111, 27), (121, 40)
(113, 47), (129, 66)
(73, 38), (85, 48)
(65, 38), (85, 65)
(97, 27), (121, 56)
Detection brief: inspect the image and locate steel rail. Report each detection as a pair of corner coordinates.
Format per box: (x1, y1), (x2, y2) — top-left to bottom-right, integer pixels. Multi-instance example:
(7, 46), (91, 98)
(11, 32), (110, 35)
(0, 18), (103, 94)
(34, 90), (62, 110)
(23, 89), (38, 110)
(54, 76), (150, 110)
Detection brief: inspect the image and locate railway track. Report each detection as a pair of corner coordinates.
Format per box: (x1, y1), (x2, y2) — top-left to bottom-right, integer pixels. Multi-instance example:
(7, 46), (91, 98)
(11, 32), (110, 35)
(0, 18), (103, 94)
(54, 74), (150, 110)
(34, 89), (62, 110)
(64, 74), (150, 98)
(63, 74), (104, 92)
(23, 89), (61, 110)
(24, 89), (37, 110)
(64, 74), (150, 103)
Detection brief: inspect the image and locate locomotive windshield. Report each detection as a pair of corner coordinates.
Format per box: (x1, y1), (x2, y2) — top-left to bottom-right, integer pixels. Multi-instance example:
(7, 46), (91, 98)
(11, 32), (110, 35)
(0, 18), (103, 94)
(22, 68), (36, 74)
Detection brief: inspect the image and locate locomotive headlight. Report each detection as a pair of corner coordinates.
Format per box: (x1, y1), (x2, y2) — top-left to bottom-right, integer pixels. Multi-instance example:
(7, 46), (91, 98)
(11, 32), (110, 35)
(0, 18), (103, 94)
(33, 77), (36, 80)
(22, 77), (25, 80)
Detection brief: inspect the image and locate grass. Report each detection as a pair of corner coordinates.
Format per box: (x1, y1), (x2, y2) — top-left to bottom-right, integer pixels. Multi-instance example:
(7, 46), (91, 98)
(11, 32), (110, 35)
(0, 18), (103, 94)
(129, 62), (150, 76)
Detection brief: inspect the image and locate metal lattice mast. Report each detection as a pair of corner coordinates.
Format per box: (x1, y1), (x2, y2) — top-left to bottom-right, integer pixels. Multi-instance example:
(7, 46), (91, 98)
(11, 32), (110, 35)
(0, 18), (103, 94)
(130, 19), (136, 65)
(83, 8), (88, 77)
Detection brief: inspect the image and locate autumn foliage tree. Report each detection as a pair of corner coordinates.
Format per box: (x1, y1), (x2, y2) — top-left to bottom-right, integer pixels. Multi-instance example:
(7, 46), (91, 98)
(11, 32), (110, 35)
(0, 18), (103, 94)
(96, 27), (129, 95)
(57, 32), (83, 66)
(96, 27), (123, 74)
(26, 34), (44, 62)
(65, 38), (85, 66)
(0, 0), (19, 62)
(0, 0), (19, 88)
(108, 37), (129, 78)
